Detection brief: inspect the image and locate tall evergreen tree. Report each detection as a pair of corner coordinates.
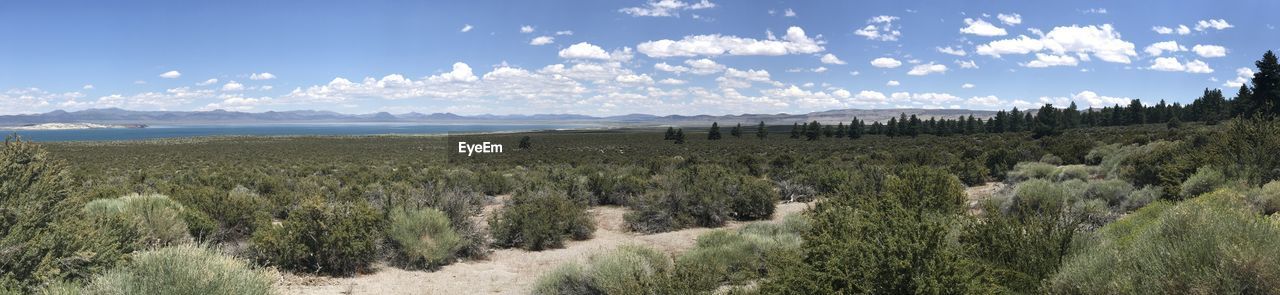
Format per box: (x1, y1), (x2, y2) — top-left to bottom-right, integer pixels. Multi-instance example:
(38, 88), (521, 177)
(708, 122), (722, 140)
(849, 118), (863, 139)
(1253, 50), (1280, 116)
(1233, 84), (1254, 117)
(756, 121), (768, 139)
(886, 117), (899, 137)
(835, 122), (846, 138)
(664, 127), (675, 140)
(1063, 102), (1081, 129)
(730, 123), (742, 138)
(674, 128), (685, 144)
(790, 122), (801, 139)
(907, 115), (922, 137)
(1127, 99), (1146, 125)
(805, 121), (822, 141)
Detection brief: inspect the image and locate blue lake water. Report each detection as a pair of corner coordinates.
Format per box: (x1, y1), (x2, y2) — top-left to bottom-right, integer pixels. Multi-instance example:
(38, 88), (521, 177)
(4, 123), (594, 142)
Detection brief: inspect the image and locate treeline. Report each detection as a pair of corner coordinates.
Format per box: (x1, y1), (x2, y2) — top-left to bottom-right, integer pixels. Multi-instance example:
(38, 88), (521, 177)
(677, 50), (1280, 141)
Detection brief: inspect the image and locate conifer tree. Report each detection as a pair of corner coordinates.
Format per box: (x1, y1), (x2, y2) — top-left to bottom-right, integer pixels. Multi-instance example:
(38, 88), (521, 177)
(730, 123), (742, 138)
(805, 121), (821, 141)
(790, 122), (801, 139)
(664, 127), (675, 140)
(835, 122), (846, 138)
(708, 122), (722, 140)
(674, 128), (686, 144)
(1253, 50), (1280, 116)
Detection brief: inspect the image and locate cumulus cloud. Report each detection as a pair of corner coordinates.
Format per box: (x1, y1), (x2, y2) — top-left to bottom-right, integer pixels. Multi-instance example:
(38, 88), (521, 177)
(886, 80), (900, 86)
(997, 13), (1022, 26)
(1144, 41), (1187, 56)
(460, 24), (473, 32)
(654, 62), (688, 74)
(636, 26), (824, 58)
(1194, 19), (1232, 31)
(82, 84), (94, 90)
(429, 62), (480, 82)
(907, 62), (947, 76)
(530, 36), (555, 46)
(619, 0), (716, 17)
(937, 46), (967, 56)
(1149, 57), (1213, 74)
(221, 81), (245, 91)
(1192, 44), (1227, 58)
(197, 78), (219, 86)
(559, 42), (613, 59)
(784, 8), (796, 17)
(615, 74), (655, 85)
(658, 78), (687, 85)
(961, 83), (976, 89)
(853, 90), (887, 103)
(968, 95), (1000, 106)
(159, 70), (182, 79)
(1225, 67), (1254, 87)
(820, 53), (847, 65)
(1069, 90), (1133, 108)
(250, 72), (276, 80)
(955, 60), (979, 69)
(976, 24), (1136, 64)
(870, 57), (903, 68)
(960, 18), (1008, 36)
(1152, 25), (1191, 35)
(685, 58), (726, 74)
(1024, 53), (1078, 68)
(520, 25), (534, 33)
(854, 15), (901, 41)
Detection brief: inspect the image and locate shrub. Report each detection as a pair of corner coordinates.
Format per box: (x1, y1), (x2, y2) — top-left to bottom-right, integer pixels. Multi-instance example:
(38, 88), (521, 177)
(729, 176), (777, 221)
(532, 245), (670, 295)
(387, 207), (463, 269)
(475, 170), (512, 196)
(1040, 154), (1063, 165)
(625, 165), (734, 233)
(1123, 186), (1161, 211)
(1006, 179), (1069, 216)
(673, 221), (804, 291)
(1255, 181), (1280, 215)
(961, 203), (1080, 293)
(251, 198), (383, 276)
(84, 193), (192, 248)
(489, 188), (593, 251)
(1180, 166), (1227, 199)
(79, 244), (275, 295)
(1048, 189), (1280, 294)
(1083, 179), (1134, 207)
(1054, 165), (1091, 182)
(1007, 162), (1057, 182)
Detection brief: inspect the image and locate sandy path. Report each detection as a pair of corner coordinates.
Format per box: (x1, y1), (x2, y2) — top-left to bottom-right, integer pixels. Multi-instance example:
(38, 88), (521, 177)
(964, 181), (1005, 215)
(279, 202), (813, 295)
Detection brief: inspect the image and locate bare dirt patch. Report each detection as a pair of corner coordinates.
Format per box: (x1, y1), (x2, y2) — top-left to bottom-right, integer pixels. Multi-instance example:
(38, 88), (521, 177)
(280, 201), (813, 295)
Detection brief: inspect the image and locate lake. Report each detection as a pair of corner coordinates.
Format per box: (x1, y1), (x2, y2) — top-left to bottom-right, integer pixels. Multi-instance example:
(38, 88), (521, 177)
(3, 123), (595, 142)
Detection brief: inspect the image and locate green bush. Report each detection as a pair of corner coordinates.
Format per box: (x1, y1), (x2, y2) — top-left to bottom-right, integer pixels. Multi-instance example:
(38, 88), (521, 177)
(961, 202), (1080, 293)
(79, 244), (275, 295)
(251, 198), (383, 276)
(532, 245), (670, 295)
(387, 207), (463, 268)
(489, 188), (593, 250)
(1082, 179), (1134, 207)
(625, 165), (735, 233)
(729, 176), (777, 221)
(1054, 165), (1092, 182)
(1123, 186), (1161, 211)
(1180, 166), (1227, 199)
(84, 193), (192, 248)
(673, 220), (804, 291)
(1007, 179), (1069, 216)
(1047, 190), (1280, 294)
(1008, 162), (1057, 182)
(475, 170), (512, 196)
(1254, 181), (1280, 215)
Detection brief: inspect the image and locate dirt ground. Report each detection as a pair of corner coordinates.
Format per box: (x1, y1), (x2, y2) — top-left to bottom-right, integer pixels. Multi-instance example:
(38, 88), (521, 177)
(277, 201), (813, 295)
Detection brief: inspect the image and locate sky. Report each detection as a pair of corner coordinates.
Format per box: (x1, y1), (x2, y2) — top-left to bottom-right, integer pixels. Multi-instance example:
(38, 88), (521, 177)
(1, 0), (1277, 116)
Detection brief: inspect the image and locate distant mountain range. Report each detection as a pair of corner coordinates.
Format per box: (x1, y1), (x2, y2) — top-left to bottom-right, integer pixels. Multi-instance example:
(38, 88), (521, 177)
(0, 108), (997, 127)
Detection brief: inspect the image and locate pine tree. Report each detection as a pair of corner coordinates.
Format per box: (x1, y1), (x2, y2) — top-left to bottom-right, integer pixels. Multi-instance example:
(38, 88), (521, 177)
(1253, 50), (1280, 116)
(664, 127), (675, 140)
(1063, 102), (1080, 129)
(1233, 84), (1254, 117)
(1167, 114), (1182, 129)
(835, 122), (846, 138)
(756, 121), (768, 139)
(805, 121), (821, 141)
(730, 123), (742, 138)
(518, 136), (532, 149)
(1127, 99), (1145, 125)
(822, 124), (835, 137)
(674, 128), (686, 144)
(886, 117), (899, 137)
(790, 123), (801, 139)
(907, 115), (922, 137)
(708, 122), (722, 140)
(848, 118), (862, 139)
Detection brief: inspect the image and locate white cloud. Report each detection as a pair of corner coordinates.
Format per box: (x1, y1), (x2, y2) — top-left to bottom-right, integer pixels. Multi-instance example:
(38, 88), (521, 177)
(654, 62), (689, 74)
(460, 24), (473, 32)
(955, 59), (978, 69)
(997, 13), (1022, 26)
(967, 95), (1000, 106)
(637, 26), (823, 58)
(619, 0), (716, 17)
(961, 83), (976, 88)
(82, 84), (94, 90)
(1176, 25), (1191, 35)
(976, 24), (1136, 64)
(1070, 90), (1132, 108)
(960, 18), (1008, 36)
(556, 30), (574, 36)
(853, 90), (887, 103)
(886, 80), (900, 86)
(685, 58), (726, 75)
(202, 94), (273, 111)
(1144, 41), (1187, 56)
(784, 8), (796, 17)
(196, 78), (218, 86)
(1149, 57), (1214, 73)
(250, 72), (276, 80)
(530, 36), (555, 46)
(870, 57), (903, 68)
(1024, 53), (1078, 68)
(429, 62), (480, 82)
(1194, 19), (1232, 31)
(559, 42), (612, 59)
(819, 53), (846, 65)
(937, 46), (967, 56)
(811, 66), (828, 73)
(658, 78), (687, 85)
(1225, 67), (1254, 87)
(159, 70), (182, 79)
(615, 74), (655, 85)
(907, 62), (947, 76)
(1192, 44), (1227, 58)
(854, 15), (902, 41)
(221, 81), (245, 91)
(520, 25), (534, 33)
(1152, 26), (1174, 34)
(1082, 8), (1108, 14)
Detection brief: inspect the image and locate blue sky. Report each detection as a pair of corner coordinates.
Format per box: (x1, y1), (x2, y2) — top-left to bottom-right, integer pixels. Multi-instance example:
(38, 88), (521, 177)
(1, 0), (1276, 116)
